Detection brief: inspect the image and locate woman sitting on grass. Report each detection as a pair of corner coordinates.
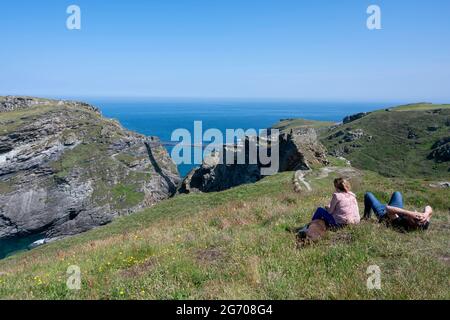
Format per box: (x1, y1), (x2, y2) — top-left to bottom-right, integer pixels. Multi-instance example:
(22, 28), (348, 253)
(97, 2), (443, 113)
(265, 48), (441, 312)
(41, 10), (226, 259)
(363, 191), (432, 231)
(311, 178), (361, 228)
(295, 178), (360, 239)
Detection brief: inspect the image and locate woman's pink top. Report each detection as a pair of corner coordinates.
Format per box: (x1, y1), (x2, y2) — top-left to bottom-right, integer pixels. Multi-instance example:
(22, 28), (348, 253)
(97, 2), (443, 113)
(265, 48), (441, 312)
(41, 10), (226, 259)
(328, 192), (360, 225)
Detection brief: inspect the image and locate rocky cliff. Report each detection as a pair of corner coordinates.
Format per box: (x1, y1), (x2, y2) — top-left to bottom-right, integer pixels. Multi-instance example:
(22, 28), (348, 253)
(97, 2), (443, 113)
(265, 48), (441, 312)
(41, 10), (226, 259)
(178, 128), (328, 193)
(278, 127), (328, 172)
(0, 97), (180, 242)
(177, 148), (261, 194)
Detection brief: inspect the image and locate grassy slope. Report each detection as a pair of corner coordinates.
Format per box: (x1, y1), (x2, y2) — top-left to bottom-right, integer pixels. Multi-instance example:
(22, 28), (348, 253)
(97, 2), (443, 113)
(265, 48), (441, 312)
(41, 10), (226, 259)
(273, 118), (336, 132)
(320, 104), (450, 178)
(0, 165), (448, 299)
(392, 103), (450, 111)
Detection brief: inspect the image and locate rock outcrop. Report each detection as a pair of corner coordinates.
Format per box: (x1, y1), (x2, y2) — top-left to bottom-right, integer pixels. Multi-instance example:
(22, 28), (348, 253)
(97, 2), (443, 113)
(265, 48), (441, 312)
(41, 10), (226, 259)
(325, 128), (372, 157)
(178, 128), (328, 193)
(343, 112), (370, 124)
(429, 181), (450, 189)
(428, 137), (450, 163)
(279, 128), (328, 171)
(178, 152), (261, 193)
(327, 128), (367, 143)
(0, 97), (180, 242)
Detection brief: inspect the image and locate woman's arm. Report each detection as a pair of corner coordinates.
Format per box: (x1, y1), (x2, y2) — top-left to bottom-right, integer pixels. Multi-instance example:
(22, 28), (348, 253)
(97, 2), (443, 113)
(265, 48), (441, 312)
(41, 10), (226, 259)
(386, 205), (432, 224)
(327, 194), (338, 214)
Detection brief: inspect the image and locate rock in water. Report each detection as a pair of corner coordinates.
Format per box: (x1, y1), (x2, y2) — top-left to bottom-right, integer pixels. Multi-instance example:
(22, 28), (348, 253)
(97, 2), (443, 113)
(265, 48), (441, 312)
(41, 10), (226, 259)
(0, 96), (180, 241)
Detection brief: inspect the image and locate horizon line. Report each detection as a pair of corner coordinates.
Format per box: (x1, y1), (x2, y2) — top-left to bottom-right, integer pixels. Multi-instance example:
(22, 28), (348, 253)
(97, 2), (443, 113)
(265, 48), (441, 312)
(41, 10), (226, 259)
(0, 93), (421, 105)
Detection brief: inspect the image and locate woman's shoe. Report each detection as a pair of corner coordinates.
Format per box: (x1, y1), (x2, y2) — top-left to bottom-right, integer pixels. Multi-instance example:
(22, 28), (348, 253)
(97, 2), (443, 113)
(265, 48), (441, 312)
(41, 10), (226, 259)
(363, 210), (371, 219)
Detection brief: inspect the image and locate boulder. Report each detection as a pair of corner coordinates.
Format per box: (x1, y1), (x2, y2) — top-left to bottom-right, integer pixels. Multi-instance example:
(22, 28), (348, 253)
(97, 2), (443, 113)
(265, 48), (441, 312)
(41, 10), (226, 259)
(327, 128), (365, 143)
(427, 124), (440, 132)
(428, 143), (450, 162)
(407, 128), (419, 139)
(428, 137), (450, 162)
(343, 112), (370, 124)
(429, 182), (450, 189)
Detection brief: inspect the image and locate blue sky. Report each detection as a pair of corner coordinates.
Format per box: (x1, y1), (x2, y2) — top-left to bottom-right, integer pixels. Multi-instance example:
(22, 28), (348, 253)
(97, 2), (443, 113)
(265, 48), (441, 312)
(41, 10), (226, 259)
(1, 0), (450, 102)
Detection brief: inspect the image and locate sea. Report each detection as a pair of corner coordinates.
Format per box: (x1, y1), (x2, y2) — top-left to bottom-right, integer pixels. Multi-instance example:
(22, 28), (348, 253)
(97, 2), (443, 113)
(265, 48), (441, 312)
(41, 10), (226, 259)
(0, 99), (393, 259)
(88, 99), (391, 177)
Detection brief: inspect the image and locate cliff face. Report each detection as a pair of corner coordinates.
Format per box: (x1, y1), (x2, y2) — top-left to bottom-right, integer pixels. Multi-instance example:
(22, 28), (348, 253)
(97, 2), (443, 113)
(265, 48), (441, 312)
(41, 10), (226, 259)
(178, 151), (261, 194)
(178, 129), (329, 193)
(0, 97), (180, 241)
(278, 127), (328, 172)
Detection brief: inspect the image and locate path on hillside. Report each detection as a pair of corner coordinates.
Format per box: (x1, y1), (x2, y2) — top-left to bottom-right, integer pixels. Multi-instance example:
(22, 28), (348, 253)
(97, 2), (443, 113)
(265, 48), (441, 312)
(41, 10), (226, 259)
(293, 166), (360, 192)
(293, 170), (312, 192)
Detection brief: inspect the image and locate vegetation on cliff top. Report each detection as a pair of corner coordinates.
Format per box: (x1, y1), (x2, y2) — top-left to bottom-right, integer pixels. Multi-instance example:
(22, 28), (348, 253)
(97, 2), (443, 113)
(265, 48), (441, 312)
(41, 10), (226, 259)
(273, 118), (335, 132)
(274, 104), (449, 179)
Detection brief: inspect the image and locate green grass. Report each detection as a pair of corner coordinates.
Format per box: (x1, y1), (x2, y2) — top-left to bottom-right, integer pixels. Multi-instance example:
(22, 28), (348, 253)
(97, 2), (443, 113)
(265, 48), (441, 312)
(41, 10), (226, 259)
(112, 184), (145, 209)
(326, 156), (351, 167)
(320, 107), (450, 178)
(391, 103), (450, 111)
(115, 153), (137, 166)
(53, 143), (101, 177)
(0, 98), (102, 134)
(273, 118), (336, 132)
(0, 168), (448, 299)
(0, 105), (59, 134)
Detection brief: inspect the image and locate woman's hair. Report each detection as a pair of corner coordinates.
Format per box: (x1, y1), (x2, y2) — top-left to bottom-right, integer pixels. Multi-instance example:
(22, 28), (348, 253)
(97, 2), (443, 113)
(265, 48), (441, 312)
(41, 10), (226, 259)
(334, 178), (351, 192)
